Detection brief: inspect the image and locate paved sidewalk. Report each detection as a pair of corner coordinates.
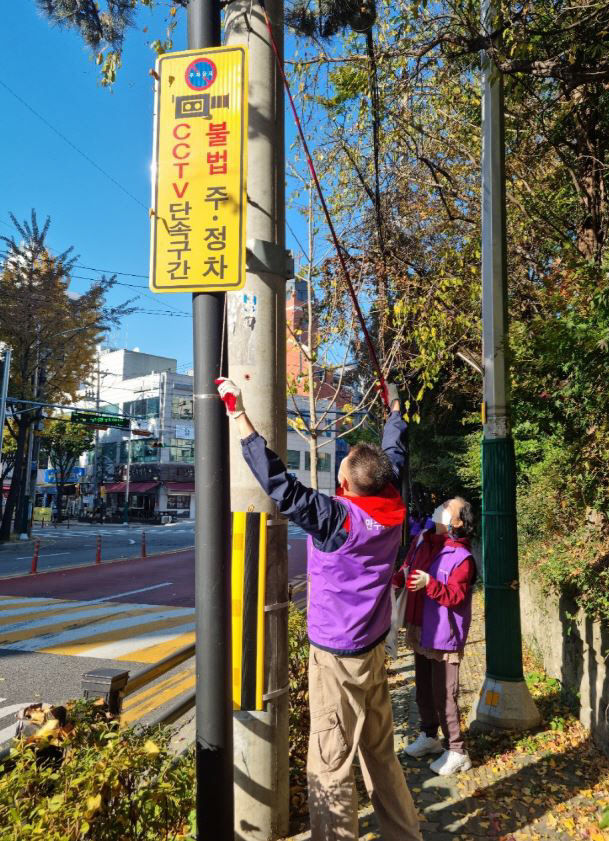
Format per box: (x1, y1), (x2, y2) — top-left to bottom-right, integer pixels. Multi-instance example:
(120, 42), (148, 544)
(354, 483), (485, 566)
(288, 591), (609, 840)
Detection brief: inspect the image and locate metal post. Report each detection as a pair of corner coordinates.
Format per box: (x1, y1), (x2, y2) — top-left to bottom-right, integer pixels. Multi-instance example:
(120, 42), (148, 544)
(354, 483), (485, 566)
(469, 0), (540, 732)
(123, 428), (132, 525)
(188, 1), (234, 840)
(19, 415), (36, 539)
(225, 0), (290, 835)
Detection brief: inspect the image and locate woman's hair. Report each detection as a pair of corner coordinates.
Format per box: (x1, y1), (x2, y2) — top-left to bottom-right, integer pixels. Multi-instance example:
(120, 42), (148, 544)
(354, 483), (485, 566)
(453, 497), (475, 538)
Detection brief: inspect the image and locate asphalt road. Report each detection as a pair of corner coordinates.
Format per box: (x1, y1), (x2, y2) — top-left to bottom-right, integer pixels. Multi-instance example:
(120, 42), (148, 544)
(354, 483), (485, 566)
(0, 520), (197, 577)
(0, 528), (308, 747)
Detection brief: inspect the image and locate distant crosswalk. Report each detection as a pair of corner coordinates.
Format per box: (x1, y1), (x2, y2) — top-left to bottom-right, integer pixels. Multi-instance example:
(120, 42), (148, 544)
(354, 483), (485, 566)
(30, 527), (195, 540)
(0, 594), (195, 663)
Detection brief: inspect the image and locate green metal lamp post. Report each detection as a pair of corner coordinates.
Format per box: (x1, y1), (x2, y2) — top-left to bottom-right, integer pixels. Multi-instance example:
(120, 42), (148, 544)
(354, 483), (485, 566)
(470, 0), (540, 731)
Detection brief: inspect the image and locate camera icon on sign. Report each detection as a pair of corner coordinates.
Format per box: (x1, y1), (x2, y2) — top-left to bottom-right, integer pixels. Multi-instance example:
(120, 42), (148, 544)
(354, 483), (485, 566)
(175, 94), (230, 120)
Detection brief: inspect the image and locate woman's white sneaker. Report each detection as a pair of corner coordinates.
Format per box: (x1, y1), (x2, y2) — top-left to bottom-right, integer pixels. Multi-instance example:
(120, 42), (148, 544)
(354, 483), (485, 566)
(404, 733), (444, 758)
(429, 749), (472, 776)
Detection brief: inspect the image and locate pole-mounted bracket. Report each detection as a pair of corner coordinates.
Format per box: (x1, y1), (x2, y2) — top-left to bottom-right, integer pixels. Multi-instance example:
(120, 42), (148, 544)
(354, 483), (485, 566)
(246, 239), (294, 279)
(264, 600), (290, 613)
(262, 685), (289, 702)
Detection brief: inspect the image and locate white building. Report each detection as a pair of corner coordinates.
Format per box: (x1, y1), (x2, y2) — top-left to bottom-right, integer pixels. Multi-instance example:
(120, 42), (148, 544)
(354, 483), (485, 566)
(286, 396), (340, 497)
(77, 349), (196, 521)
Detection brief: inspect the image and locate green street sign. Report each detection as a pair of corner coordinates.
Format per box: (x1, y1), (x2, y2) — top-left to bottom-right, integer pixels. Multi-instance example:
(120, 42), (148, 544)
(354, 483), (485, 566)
(71, 412), (130, 430)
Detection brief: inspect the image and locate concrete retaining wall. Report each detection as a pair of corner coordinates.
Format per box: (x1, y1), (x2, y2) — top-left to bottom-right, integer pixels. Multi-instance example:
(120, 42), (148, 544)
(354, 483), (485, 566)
(520, 573), (609, 754)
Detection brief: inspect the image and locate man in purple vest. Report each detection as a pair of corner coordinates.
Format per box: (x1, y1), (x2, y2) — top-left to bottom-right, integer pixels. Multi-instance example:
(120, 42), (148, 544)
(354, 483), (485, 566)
(217, 378), (422, 841)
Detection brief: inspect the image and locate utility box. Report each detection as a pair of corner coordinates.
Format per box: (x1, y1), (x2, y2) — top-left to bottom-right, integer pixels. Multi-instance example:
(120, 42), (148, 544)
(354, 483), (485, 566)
(82, 668), (130, 715)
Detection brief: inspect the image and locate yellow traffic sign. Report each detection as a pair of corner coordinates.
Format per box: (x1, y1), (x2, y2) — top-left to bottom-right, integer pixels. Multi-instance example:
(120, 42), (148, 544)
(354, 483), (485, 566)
(150, 47), (248, 293)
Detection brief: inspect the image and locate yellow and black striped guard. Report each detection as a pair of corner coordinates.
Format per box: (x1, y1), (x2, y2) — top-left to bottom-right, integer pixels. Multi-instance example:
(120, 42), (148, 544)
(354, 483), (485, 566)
(231, 511), (267, 710)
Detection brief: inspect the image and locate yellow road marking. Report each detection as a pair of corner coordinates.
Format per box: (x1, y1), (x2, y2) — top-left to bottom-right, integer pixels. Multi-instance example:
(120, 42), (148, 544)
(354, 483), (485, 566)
(0, 604), (168, 645)
(0, 598), (60, 611)
(42, 613), (193, 656)
(0, 601), (139, 625)
(121, 668), (195, 726)
(116, 630), (195, 663)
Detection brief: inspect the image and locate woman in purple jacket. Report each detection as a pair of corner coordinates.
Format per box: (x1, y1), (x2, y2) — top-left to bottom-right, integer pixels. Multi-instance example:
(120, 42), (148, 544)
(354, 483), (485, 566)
(393, 498), (476, 776)
(217, 378), (422, 841)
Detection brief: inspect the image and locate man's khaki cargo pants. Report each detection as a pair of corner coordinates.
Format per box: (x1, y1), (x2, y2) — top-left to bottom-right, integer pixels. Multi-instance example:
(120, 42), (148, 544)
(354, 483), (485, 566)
(307, 641), (423, 841)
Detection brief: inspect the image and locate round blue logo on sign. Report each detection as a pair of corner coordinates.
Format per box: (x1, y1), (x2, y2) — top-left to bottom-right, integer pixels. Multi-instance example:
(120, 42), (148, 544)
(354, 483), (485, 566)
(185, 58), (217, 91)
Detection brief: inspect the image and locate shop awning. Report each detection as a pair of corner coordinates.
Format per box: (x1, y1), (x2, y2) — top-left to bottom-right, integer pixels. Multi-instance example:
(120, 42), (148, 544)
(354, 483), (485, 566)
(165, 482), (195, 493)
(103, 481), (159, 493)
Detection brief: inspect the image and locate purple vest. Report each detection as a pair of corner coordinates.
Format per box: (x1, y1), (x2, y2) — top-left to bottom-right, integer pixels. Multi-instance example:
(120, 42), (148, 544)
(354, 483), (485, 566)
(420, 545), (473, 651)
(307, 497), (402, 653)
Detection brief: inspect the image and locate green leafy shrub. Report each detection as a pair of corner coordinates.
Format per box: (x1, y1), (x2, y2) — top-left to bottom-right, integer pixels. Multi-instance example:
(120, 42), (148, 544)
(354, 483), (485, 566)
(520, 526), (609, 625)
(288, 603), (310, 768)
(0, 700), (194, 841)
(0, 612), (313, 839)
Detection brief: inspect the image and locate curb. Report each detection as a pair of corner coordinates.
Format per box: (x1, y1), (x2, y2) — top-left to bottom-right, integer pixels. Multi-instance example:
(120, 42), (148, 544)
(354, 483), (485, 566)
(0, 545), (195, 582)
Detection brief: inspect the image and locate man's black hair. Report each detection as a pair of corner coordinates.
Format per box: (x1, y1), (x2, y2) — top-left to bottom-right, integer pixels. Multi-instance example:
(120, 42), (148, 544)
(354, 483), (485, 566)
(348, 443), (395, 496)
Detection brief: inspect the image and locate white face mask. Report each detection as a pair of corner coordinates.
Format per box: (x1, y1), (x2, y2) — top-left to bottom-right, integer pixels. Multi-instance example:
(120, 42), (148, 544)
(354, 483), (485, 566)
(432, 503), (452, 527)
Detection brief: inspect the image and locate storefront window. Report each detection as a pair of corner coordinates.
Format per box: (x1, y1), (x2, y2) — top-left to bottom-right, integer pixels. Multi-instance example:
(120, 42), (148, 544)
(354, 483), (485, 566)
(287, 449), (300, 470)
(167, 494), (191, 510)
(172, 396), (193, 419)
(101, 442), (117, 464)
(119, 440), (160, 463)
(168, 438), (194, 463)
(123, 396), (160, 419)
(304, 452), (331, 472)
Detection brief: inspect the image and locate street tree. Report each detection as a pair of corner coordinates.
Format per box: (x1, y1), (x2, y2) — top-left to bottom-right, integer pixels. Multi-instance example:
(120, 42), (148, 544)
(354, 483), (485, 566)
(0, 210), (129, 539)
(40, 418), (94, 521)
(285, 0), (609, 515)
(286, 180), (387, 489)
(0, 432), (17, 524)
(37, 0), (187, 84)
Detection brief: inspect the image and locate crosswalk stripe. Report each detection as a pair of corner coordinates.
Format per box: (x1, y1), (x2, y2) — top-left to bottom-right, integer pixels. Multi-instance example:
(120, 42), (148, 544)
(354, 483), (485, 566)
(0, 602), (160, 633)
(121, 667), (195, 725)
(0, 607), (193, 653)
(0, 596), (63, 608)
(40, 612), (194, 657)
(0, 604), (176, 644)
(116, 629), (196, 663)
(0, 703), (32, 746)
(77, 622), (195, 660)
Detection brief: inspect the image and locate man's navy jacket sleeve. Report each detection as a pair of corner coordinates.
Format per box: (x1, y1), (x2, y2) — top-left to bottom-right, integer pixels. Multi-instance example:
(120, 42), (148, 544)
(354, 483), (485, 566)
(241, 433), (348, 549)
(382, 410), (408, 484)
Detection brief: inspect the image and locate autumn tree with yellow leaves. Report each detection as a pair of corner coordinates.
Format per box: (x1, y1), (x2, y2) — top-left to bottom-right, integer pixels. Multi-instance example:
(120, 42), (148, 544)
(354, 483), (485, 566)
(0, 211), (128, 539)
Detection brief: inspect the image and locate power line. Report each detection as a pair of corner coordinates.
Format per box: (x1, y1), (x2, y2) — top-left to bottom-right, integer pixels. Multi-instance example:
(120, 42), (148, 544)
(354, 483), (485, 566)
(0, 78), (148, 212)
(75, 264), (148, 279)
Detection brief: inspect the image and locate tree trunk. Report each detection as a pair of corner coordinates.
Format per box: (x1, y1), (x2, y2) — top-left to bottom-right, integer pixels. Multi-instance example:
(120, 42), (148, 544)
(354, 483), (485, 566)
(309, 435), (319, 491)
(571, 88), (607, 264)
(56, 482), (64, 522)
(0, 416), (29, 540)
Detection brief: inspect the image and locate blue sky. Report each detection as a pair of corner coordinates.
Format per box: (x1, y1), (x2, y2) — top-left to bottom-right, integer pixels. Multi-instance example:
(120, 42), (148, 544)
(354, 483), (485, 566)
(1, 3), (307, 371)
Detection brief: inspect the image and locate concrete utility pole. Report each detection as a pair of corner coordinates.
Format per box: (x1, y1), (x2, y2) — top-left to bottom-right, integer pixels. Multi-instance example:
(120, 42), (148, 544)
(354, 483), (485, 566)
(225, 0), (291, 836)
(470, 0), (540, 731)
(188, 1), (234, 839)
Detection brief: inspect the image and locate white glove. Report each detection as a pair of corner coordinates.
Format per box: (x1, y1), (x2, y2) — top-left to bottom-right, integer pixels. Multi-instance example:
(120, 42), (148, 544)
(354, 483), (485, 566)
(407, 569), (430, 591)
(215, 377), (245, 418)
